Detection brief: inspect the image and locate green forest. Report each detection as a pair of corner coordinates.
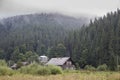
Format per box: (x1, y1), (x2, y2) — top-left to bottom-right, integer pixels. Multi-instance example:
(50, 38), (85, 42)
(0, 10), (120, 70)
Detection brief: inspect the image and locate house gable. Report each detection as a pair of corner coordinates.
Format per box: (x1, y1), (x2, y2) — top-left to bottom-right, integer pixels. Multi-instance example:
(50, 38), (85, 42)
(46, 57), (75, 69)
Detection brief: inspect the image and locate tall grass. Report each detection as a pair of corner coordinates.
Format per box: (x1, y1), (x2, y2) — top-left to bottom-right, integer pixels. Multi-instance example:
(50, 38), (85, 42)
(0, 71), (119, 80)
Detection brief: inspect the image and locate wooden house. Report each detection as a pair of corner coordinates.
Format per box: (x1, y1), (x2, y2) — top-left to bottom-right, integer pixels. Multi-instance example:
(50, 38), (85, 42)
(46, 57), (75, 69)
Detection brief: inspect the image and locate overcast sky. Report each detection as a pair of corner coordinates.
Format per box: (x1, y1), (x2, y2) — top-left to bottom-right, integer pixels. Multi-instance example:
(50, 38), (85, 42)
(0, 0), (120, 18)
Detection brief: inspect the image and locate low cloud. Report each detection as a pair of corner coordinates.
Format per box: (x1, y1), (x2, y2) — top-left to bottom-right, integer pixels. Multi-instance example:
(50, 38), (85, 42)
(0, 0), (119, 18)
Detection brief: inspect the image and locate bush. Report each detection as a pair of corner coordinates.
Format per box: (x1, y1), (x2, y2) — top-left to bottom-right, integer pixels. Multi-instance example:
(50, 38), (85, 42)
(0, 60), (7, 67)
(0, 66), (14, 76)
(0, 60), (14, 76)
(18, 66), (30, 74)
(117, 65), (120, 71)
(84, 65), (96, 71)
(18, 63), (39, 74)
(18, 63), (63, 75)
(16, 62), (24, 69)
(47, 65), (63, 74)
(36, 67), (51, 75)
(97, 64), (108, 71)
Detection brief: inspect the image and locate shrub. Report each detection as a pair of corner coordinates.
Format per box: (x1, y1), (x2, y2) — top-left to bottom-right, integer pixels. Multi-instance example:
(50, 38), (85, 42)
(0, 66), (14, 76)
(16, 62), (24, 69)
(84, 65), (96, 71)
(18, 66), (30, 74)
(18, 63), (63, 75)
(0, 60), (14, 76)
(36, 67), (51, 75)
(18, 63), (39, 74)
(47, 65), (63, 74)
(97, 64), (108, 71)
(0, 60), (7, 67)
(117, 65), (120, 71)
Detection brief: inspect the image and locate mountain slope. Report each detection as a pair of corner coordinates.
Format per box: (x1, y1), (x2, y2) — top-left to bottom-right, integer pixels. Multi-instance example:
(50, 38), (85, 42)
(66, 9), (120, 70)
(0, 13), (89, 60)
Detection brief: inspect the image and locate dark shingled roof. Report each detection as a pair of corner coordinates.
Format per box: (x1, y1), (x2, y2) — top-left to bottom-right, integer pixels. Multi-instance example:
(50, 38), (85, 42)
(46, 57), (70, 66)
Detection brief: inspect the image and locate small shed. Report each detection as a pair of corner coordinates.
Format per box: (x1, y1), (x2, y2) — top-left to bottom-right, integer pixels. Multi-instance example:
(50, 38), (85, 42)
(46, 57), (75, 69)
(11, 62), (28, 69)
(11, 63), (17, 69)
(39, 55), (48, 63)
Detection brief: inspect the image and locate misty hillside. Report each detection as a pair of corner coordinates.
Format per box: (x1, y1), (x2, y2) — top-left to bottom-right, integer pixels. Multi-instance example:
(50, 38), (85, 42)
(0, 13), (89, 30)
(0, 13), (89, 42)
(0, 13), (89, 60)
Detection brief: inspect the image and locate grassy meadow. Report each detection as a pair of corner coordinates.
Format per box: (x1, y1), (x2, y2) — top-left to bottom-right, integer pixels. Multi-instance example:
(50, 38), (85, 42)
(0, 71), (119, 80)
(0, 60), (120, 80)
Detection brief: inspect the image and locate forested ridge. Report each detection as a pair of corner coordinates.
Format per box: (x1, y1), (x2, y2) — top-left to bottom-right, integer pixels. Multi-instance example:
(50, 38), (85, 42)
(0, 10), (120, 70)
(66, 9), (120, 70)
(0, 13), (89, 63)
